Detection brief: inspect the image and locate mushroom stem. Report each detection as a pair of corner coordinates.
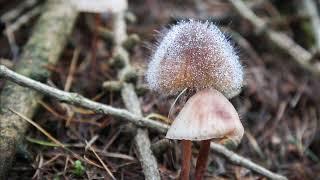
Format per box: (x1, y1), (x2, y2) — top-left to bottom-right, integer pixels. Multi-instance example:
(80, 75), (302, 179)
(195, 139), (211, 180)
(180, 140), (192, 180)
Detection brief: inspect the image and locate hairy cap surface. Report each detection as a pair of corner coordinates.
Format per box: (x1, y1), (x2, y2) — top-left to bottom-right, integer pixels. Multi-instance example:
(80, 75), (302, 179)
(146, 20), (243, 98)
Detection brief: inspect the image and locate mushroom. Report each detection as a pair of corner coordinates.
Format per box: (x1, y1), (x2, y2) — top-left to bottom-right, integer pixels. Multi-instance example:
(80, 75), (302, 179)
(166, 88), (244, 180)
(146, 20), (244, 179)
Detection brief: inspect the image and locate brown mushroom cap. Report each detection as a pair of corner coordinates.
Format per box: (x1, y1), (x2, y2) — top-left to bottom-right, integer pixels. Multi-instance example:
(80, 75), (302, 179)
(166, 89), (244, 144)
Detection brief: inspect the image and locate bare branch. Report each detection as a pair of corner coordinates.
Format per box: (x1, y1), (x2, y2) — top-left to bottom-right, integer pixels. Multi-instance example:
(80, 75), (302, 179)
(0, 64), (287, 180)
(0, 64), (168, 132)
(228, 0), (320, 76)
(303, 0), (320, 50)
(111, 3), (161, 179)
(5, 6), (42, 33)
(0, 0), (38, 23)
(211, 143), (287, 180)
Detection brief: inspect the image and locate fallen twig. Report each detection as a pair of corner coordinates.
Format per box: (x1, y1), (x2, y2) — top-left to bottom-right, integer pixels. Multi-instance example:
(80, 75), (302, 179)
(303, 0), (320, 50)
(4, 5), (43, 59)
(0, 64), (169, 132)
(228, 0), (320, 76)
(210, 143), (287, 180)
(86, 144), (116, 180)
(0, 64), (287, 180)
(0, 0), (38, 23)
(5, 6), (42, 33)
(121, 84), (161, 180)
(105, 2), (161, 178)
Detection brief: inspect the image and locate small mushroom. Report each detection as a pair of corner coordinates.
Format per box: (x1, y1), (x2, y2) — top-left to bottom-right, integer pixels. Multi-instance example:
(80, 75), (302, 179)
(166, 88), (244, 180)
(146, 20), (244, 179)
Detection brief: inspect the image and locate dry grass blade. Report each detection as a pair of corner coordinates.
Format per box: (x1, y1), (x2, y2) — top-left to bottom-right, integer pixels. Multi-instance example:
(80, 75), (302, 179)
(8, 108), (105, 170)
(64, 48), (80, 92)
(86, 142), (116, 180)
(146, 113), (172, 124)
(37, 100), (66, 119)
(9, 108), (65, 147)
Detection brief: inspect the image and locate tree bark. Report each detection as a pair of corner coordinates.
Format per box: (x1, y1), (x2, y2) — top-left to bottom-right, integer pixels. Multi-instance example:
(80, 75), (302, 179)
(0, 1), (78, 178)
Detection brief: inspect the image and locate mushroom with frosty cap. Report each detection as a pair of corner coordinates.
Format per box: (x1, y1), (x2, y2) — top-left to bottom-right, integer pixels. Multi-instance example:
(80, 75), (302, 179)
(146, 20), (245, 180)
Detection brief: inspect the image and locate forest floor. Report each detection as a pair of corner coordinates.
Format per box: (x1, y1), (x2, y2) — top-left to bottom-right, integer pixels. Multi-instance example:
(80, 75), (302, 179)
(0, 0), (320, 179)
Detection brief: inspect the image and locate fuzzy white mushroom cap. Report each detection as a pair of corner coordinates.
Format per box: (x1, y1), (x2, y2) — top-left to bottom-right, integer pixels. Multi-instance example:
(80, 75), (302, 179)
(166, 89), (244, 145)
(146, 20), (243, 98)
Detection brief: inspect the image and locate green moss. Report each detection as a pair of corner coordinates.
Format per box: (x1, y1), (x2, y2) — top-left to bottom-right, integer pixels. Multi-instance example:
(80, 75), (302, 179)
(72, 160), (85, 177)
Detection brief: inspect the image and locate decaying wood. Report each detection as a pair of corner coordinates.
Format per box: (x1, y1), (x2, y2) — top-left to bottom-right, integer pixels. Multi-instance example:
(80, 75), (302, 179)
(0, 65), (287, 180)
(0, 0), (78, 178)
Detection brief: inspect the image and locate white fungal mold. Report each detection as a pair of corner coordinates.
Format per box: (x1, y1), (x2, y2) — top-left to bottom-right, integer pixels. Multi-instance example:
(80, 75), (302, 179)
(146, 20), (243, 98)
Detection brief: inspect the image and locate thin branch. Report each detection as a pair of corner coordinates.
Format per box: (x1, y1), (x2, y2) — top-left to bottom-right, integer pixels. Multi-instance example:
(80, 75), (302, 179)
(228, 0), (320, 76)
(120, 83), (161, 180)
(111, 3), (161, 179)
(87, 144), (116, 180)
(64, 48), (80, 91)
(3, 2), (43, 60)
(5, 6), (42, 33)
(0, 64), (169, 133)
(303, 0), (320, 50)
(0, 64), (287, 180)
(134, 127), (161, 180)
(0, 0), (38, 23)
(210, 143), (287, 180)
(4, 26), (19, 59)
